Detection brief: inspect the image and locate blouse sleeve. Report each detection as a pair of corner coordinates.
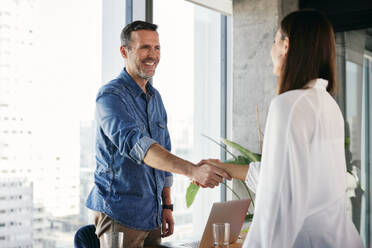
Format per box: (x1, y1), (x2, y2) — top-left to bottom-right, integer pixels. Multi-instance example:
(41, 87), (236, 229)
(245, 161), (261, 193)
(243, 95), (315, 248)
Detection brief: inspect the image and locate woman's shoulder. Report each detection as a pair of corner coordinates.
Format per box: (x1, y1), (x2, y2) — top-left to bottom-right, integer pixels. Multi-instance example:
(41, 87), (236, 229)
(270, 89), (308, 111)
(269, 89), (316, 124)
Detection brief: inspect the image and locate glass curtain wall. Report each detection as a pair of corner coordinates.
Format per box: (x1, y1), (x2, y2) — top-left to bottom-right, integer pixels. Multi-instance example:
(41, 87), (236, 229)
(0, 0), (229, 246)
(337, 29), (372, 248)
(153, 0), (225, 241)
(361, 54), (372, 247)
(0, 0), (102, 247)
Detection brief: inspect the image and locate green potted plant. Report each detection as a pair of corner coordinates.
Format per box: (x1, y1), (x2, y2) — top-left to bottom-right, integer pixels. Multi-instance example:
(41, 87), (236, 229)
(185, 136), (261, 222)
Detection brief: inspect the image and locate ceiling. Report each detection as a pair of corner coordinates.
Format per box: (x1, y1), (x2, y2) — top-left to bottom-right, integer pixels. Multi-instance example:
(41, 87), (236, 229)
(299, 0), (372, 32)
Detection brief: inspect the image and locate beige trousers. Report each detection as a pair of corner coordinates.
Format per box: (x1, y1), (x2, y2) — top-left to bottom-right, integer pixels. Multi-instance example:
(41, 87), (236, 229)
(93, 211), (161, 248)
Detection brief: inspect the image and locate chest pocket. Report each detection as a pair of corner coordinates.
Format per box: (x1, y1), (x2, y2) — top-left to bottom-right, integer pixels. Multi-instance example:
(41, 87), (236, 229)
(154, 119), (167, 143)
(157, 121), (166, 129)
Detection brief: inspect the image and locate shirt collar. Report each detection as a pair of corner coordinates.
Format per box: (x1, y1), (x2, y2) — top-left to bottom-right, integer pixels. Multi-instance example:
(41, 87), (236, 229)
(307, 78), (328, 90)
(119, 68), (155, 98)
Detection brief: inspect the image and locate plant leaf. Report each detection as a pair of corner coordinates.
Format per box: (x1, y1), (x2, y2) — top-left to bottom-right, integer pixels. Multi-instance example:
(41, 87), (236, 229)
(239, 179), (255, 207)
(345, 136), (350, 148)
(221, 138), (260, 162)
(226, 156), (251, 165)
(253, 153), (262, 160)
(186, 183), (200, 208)
(245, 213), (254, 222)
(201, 134), (237, 159)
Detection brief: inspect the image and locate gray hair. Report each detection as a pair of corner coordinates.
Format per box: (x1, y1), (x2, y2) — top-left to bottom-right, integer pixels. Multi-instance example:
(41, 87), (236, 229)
(120, 21), (158, 48)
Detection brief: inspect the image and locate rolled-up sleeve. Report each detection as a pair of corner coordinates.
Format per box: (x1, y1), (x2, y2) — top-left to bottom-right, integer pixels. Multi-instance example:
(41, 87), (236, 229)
(96, 91), (157, 164)
(129, 136), (157, 164)
(164, 173), (173, 187)
(245, 161), (261, 193)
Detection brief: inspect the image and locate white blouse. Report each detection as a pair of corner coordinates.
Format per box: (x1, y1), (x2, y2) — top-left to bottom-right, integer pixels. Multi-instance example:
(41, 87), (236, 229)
(243, 79), (363, 248)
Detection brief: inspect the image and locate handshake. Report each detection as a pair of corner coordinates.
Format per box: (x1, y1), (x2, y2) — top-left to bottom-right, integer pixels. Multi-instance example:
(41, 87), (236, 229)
(144, 144), (239, 188)
(190, 159), (232, 188)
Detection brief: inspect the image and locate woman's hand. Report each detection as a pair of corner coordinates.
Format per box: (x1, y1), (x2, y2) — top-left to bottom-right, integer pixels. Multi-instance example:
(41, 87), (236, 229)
(197, 159), (224, 168)
(191, 159), (227, 188)
(190, 163), (231, 188)
(195, 158), (250, 181)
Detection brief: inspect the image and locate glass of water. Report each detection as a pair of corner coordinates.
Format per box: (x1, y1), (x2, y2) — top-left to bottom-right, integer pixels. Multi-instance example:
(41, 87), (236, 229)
(101, 232), (124, 248)
(213, 223), (230, 248)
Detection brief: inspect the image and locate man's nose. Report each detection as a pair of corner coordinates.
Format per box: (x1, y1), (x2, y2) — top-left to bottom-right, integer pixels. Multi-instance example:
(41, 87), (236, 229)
(148, 47), (159, 56)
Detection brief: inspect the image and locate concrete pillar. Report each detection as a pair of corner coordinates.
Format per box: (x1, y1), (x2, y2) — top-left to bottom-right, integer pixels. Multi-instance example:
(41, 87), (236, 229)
(231, 0), (298, 198)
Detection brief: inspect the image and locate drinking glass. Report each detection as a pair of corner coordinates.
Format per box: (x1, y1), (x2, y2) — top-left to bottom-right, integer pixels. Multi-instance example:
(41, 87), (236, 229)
(213, 223), (230, 248)
(101, 232), (124, 248)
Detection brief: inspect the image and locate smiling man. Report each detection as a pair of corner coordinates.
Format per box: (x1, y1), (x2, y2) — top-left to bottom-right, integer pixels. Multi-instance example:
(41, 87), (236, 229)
(86, 21), (231, 247)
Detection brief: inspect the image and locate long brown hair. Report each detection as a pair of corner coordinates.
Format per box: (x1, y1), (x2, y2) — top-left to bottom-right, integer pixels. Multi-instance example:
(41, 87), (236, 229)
(278, 10), (337, 95)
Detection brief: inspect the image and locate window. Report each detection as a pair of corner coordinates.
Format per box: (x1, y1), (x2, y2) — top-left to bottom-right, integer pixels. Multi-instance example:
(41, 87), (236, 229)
(340, 30), (372, 247)
(0, 0), (102, 246)
(154, 0), (229, 241)
(360, 54), (372, 246)
(1, 0), (230, 245)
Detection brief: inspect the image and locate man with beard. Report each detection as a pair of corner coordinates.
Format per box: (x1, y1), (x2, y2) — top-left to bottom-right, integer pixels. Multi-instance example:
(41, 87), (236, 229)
(86, 21), (231, 247)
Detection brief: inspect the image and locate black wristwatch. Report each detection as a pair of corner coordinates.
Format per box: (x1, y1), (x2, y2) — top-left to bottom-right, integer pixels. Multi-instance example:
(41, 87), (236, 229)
(162, 204), (173, 211)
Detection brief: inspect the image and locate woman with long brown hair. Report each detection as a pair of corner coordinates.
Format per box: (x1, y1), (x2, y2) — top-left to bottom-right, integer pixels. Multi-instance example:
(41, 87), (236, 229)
(201, 10), (363, 247)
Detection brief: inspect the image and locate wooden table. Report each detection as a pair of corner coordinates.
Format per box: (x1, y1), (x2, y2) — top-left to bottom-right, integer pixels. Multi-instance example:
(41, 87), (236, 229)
(230, 232), (247, 248)
(149, 232), (247, 248)
(147, 241), (242, 248)
(230, 239), (243, 247)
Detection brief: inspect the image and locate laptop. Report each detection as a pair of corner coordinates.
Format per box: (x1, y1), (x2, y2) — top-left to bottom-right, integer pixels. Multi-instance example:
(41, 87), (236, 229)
(163, 199), (250, 248)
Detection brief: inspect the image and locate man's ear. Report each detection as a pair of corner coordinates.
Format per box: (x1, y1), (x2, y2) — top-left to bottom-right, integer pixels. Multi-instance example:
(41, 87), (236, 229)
(120, 45), (128, 59)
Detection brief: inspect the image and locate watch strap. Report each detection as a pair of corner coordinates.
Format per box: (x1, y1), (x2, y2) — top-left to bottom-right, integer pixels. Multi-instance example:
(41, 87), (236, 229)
(162, 204), (173, 211)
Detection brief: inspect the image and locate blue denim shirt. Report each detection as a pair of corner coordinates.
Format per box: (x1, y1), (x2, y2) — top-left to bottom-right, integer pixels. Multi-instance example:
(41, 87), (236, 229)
(86, 68), (173, 230)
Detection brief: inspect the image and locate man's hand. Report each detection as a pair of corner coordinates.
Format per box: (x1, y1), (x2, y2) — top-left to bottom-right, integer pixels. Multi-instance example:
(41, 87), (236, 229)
(192, 159), (228, 188)
(161, 209), (174, 238)
(196, 158), (249, 181)
(191, 163), (231, 188)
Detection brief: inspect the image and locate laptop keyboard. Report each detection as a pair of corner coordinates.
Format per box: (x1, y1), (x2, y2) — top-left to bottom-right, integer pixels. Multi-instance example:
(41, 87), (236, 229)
(181, 240), (200, 248)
